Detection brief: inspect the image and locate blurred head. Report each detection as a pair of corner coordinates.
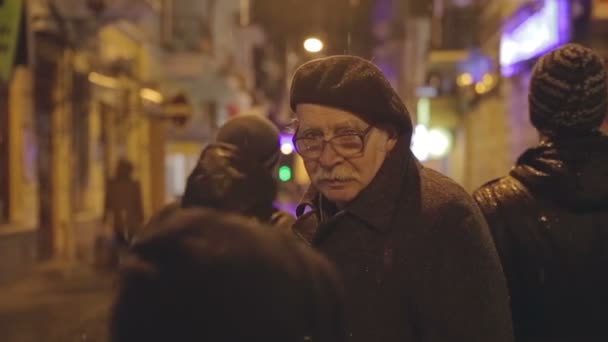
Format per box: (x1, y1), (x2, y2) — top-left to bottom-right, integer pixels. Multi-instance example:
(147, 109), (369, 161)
(111, 208), (344, 342)
(216, 114), (280, 170)
(294, 104), (397, 206)
(529, 43), (608, 139)
(181, 143), (277, 222)
(290, 55), (409, 206)
(115, 159), (134, 179)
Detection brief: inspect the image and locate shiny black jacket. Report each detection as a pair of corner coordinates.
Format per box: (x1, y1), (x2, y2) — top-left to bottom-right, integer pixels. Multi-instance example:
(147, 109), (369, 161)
(473, 133), (608, 342)
(294, 138), (514, 342)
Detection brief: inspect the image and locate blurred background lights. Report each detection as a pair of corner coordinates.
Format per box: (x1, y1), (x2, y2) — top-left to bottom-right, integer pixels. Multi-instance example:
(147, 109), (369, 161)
(280, 134), (294, 155)
(280, 143), (294, 155)
(457, 73), (473, 87)
(411, 125), (453, 161)
(427, 128), (452, 158)
(303, 37), (324, 53)
(411, 125), (430, 161)
(278, 165), (293, 182)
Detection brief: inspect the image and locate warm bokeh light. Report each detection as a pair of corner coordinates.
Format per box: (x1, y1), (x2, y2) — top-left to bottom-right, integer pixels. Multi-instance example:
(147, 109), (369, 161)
(303, 37), (324, 53)
(427, 128), (452, 158)
(457, 73), (474, 87)
(475, 82), (488, 94)
(140, 88), (164, 104)
(280, 142), (294, 155)
(88, 72), (119, 88)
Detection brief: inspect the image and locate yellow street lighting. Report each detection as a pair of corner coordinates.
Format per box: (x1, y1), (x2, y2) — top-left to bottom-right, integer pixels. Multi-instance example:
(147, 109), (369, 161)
(457, 73), (473, 87)
(88, 72), (119, 88)
(140, 88), (164, 104)
(482, 73), (495, 87)
(475, 82), (489, 94)
(303, 37), (324, 53)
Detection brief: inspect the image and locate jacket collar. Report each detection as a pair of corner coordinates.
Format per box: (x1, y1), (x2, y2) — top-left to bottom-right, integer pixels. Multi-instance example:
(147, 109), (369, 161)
(296, 137), (418, 234)
(510, 132), (608, 209)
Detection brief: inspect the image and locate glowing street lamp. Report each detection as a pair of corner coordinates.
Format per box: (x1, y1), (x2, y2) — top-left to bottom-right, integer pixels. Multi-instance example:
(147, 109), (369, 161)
(410, 125), (453, 161)
(280, 134), (294, 155)
(303, 37), (324, 53)
(456, 73), (474, 87)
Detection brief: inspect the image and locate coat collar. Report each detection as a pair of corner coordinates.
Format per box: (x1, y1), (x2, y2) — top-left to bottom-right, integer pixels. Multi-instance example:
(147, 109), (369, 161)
(296, 137), (419, 234)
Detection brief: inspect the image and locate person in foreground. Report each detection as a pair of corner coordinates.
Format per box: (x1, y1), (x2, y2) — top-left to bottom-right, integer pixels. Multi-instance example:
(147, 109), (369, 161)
(474, 43), (608, 342)
(111, 208), (344, 342)
(290, 55), (514, 341)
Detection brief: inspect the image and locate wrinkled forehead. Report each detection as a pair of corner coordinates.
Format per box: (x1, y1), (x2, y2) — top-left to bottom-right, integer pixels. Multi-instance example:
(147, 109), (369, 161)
(295, 103), (369, 133)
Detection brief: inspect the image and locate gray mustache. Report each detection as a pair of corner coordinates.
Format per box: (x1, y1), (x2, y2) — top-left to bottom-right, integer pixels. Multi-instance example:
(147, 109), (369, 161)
(314, 169), (358, 182)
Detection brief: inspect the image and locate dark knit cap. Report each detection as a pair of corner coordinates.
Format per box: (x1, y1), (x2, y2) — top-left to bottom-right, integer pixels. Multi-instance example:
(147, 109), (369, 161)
(181, 143), (277, 222)
(529, 44), (608, 137)
(290, 55), (413, 140)
(216, 114), (280, 168)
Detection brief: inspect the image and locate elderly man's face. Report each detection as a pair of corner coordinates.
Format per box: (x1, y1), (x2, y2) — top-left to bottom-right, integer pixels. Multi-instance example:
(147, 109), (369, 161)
(295, 104), (397, 206)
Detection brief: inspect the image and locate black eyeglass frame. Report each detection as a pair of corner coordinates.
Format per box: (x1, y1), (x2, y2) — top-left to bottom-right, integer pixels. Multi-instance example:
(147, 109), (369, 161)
(292, 125), (374, 160)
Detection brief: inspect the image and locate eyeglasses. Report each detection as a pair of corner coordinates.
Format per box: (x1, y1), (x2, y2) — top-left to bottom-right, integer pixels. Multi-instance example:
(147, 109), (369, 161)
(293, 126), (373, 160)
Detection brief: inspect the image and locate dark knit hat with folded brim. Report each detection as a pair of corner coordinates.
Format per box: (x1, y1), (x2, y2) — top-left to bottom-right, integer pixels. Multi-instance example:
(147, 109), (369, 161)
(529, 44), (608, 137)
(290, 55), (413, 142)
(216, 114), (280, 168)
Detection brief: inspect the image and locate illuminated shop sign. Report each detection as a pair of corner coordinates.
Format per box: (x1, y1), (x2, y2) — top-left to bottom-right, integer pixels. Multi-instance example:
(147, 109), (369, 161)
(500, 0), (571, 76)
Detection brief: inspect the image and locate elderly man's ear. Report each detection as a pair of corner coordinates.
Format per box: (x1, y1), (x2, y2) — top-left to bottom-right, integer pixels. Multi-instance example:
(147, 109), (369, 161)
(290, 119), (300, 133)
(385, 135), (397, 152)
(379, 125), (398, 152)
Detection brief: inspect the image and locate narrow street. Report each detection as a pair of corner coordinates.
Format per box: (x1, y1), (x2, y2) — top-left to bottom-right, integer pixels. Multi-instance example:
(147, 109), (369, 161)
(0, 262), (116, 342)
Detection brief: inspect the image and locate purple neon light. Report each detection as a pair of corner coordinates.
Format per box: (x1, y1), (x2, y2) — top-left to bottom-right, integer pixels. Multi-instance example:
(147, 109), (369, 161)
(280, 134), (294, 147)
(280, 134), (293, 143)
(500, 0), (571, 76)
(372, 0), (393, 23)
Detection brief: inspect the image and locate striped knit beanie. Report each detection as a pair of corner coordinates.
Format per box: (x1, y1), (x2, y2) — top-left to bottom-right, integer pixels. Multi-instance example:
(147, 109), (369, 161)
(529, 44), (608, 137)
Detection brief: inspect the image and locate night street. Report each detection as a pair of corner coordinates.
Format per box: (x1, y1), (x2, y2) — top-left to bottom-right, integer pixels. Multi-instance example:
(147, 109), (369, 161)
(2, 0), (608, 341)
(0, 262), (115, 342)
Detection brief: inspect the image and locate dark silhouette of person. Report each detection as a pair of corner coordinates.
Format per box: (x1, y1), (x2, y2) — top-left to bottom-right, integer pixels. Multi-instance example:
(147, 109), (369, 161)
(474, 44), (608, 341)
(104, 158), (144, 247)
(145, 115), (294, 234)
(111, 208), (344, 342)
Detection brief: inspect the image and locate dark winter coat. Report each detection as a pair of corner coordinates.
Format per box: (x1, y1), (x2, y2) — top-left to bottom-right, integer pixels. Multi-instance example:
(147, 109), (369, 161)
(113, 208), (345, 342)
(473, 133), (608, 342)
(293, 138), (514, 342)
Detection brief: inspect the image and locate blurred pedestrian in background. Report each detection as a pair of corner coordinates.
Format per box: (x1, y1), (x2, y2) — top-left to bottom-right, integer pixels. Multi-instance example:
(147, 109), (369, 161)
(103, 158), (144, 249)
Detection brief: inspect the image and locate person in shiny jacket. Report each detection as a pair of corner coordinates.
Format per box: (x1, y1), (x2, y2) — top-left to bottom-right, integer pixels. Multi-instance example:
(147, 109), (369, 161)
(473, 44), (608, 342)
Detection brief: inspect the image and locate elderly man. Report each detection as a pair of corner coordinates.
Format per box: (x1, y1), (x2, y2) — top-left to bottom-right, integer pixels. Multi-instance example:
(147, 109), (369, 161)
(290, 55), (513, 342)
